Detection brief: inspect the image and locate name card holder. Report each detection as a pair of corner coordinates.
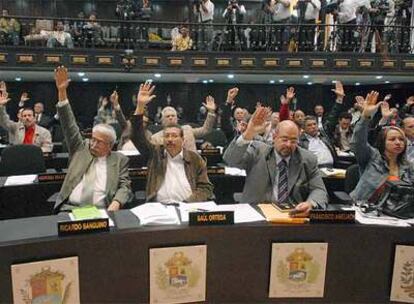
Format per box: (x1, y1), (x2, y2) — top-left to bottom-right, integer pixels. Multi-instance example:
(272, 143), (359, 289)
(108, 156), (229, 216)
(309, 210), (355, 223)
(129, 168), (148, 177)
(38, 172), (66, 182)
(189, 211), (234, 225)
(201, 148), (220, 155)
(58, 218), (109, 236)
(207, 166), (225, 175)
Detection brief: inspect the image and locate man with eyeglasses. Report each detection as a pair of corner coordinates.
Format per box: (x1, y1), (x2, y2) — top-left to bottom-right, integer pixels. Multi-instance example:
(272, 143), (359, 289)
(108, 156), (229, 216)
(53, 66), (132, 212)
(224, 106), (327, 217)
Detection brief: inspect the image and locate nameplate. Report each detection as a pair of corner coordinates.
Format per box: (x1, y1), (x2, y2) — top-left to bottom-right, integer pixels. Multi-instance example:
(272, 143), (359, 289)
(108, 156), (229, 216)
(58, 218), (109, 236)
(189, 211), (234, 226)
(207, 166), (225, 175)
(201, 148), (220, 154)
(129, 168), (148, 177)
(309, 210), (355, 223)
(38, 173), (66, 182)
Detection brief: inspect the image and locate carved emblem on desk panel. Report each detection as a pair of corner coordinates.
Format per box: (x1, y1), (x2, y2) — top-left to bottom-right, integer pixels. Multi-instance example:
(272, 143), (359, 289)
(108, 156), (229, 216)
(391, 245), (414, 303)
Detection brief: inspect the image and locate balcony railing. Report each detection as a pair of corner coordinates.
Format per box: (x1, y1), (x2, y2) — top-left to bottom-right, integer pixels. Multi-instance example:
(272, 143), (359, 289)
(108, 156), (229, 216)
(0, 15), (413, 54)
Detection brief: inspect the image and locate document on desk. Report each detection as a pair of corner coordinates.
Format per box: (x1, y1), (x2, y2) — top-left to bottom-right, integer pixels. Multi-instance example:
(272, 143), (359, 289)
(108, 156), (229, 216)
(319, 168), (346, 178)
(118, 150), (140, 156)
(355, 209), (410, 227)
(224, 166), (246, 176)
(4, 174), (37, 186)
(214, 204), (265, 223)
(131, 203), (180, 226)
(69, 207), (115, 227)
(178, 201), (218, 222)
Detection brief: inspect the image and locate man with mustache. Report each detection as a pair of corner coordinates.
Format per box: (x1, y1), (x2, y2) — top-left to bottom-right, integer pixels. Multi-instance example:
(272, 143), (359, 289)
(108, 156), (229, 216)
(130, 81), (213, 202)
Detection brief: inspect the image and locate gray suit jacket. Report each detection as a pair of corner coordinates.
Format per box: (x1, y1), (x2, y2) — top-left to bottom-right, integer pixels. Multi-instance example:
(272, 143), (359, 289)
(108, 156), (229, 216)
(0, 105), (53, 152)
(54, 101), (132, 211)
(223, 138), (328, 208)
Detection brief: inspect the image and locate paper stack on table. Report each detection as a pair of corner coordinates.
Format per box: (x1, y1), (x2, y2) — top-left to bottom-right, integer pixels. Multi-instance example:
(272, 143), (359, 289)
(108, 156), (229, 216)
(131, 203), (180, 226)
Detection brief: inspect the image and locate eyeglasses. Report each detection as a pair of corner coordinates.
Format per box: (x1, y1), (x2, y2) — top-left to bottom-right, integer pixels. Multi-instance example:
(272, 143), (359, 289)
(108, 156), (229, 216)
(278, 137), (298, 144)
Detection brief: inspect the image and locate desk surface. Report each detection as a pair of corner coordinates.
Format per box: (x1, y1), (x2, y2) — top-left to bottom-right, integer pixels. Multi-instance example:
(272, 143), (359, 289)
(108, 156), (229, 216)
(0, 213), (412, 303)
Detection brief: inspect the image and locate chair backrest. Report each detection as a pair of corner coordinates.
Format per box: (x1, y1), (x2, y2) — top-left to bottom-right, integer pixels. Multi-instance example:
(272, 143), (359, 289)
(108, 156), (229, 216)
(344, 164), (360, 194)
(0, 145), (46, 176)
(203, 129), (228, 147)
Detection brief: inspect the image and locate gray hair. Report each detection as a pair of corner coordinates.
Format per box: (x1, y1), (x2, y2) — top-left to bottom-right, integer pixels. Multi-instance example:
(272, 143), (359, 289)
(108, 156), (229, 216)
(161, 106), (177, 118)
(92, 123), (117, 146)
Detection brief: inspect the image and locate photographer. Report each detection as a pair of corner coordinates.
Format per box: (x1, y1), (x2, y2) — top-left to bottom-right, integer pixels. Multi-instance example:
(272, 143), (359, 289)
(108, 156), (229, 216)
(116, 0), (137, 47)
(271, 0), (291, 51)
(193, 0), (215, 51)
(365, 0), (391, 52)
(222, 0), (246, 50)
(295, 0), (321, 51)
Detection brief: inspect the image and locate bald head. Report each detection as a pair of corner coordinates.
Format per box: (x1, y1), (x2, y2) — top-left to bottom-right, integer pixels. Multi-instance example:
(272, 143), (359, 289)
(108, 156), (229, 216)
(274, 120), (300, 157)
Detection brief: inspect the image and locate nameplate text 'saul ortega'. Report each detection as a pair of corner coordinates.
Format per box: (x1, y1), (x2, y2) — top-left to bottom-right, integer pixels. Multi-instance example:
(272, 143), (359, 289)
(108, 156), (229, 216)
(189, 211), (234, 226)
(58, 218), (109, 236)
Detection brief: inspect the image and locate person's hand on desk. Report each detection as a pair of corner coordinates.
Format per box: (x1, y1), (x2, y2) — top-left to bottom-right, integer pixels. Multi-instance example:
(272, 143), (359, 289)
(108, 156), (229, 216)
(107, 200), (121, 211)
(290, 201), (313, 217)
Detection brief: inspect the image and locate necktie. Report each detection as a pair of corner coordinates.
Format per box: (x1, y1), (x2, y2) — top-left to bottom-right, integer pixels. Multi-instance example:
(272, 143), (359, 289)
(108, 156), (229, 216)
(80, 158), (97, 205)
(278, 159), (289, 204)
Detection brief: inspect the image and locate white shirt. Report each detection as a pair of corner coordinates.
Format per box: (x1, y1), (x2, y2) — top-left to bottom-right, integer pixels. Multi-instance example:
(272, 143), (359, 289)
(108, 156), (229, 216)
(305, 134), (334, 166)
(304, 0), (321, 20)
(339, 127), (351, 151)
(156, 151), (193, 203)
(222, 5), (246, 22)
(69, 156), (108, 207)
(338, 0), (371, 23)
(273, 0), (291, 21)
(197, 0), (215, 22)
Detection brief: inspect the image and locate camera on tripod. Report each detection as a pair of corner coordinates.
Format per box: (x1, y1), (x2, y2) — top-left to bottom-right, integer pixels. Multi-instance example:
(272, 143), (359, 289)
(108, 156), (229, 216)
(324, 0), (340, 14)
(229, 0), (238, 8)
(193, 0), (202, 10)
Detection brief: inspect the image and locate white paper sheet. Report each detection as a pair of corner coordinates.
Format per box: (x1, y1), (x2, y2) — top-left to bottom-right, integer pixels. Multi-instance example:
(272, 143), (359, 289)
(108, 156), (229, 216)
(118, 150), (140, 156)
(178, 201), (218, 222)
(4, 174), (37, 186)
(214, 204), (265, 223)
(355, 209), (410, 227)
(131, 203), (180, 225)
(224, 166), (246, 176)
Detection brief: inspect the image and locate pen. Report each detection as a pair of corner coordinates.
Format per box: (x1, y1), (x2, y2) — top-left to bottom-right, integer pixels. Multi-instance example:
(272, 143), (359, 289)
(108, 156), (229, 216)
(269, 218), (309, 224)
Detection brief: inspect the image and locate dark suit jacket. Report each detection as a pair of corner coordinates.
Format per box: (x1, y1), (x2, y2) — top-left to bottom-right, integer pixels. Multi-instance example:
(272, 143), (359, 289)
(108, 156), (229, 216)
(223, 137), (328, 208)
(54, 101), (132, 211)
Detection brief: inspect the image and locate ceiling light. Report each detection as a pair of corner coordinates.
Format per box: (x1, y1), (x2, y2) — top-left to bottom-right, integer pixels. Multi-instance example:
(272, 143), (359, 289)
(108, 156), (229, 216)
(355, 82), (361, 86)
(15, 77), (21, 81)
(385, 81), (390, 84)
(375, 75), (383, 79)
(82, 78), (89, 82)
(331, 80), (337, 84)
(202, 80), (208, 84)
(78, 72), (85, 77)
(208, 79), (214, 83)
(154, 73), (161, 78)
(279, 79), (284, 83)
(227, 74), (234, 79)
(307, 82), (313, 85)
(269, 80), (275, 84)
(303, 75), (309, 79)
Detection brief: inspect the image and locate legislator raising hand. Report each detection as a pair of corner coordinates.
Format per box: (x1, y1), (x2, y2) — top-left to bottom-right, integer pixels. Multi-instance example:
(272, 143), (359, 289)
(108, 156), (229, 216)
(135, 81), (156, 114)
(203, 95), (216, 113)
(54, 66), (70, 101)
(243, 106), (269, 140)
(362, 91), (380, 119)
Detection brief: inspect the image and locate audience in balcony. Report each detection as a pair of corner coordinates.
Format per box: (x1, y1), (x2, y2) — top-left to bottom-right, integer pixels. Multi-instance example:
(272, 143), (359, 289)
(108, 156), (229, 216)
(193, 0), (215, 51)
(171, 26), (193, 51)
(0, 9), (20, 46)
(46, 21), (74, 49)
(83, 13), (105, 47)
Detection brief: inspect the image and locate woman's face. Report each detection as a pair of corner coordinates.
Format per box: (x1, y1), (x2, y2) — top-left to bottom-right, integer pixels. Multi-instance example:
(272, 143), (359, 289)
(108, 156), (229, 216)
(385, 129), (406, 157)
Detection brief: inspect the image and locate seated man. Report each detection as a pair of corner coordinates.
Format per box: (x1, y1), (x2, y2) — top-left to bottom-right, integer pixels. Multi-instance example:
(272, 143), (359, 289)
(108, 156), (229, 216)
(224, 106), (327, 216)
(46, 21), (74, 48)
(0, 85), (52, 152)
(151, 97), (216, 152)
(130, 81), (214, 202)
(53, 66), (132, 212)
(171, 26), (193, 51)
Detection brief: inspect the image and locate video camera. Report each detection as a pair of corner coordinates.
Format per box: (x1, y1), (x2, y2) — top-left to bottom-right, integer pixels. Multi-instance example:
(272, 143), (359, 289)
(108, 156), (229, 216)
(324, 0), (340, 14)
(229, 0), (238, 8)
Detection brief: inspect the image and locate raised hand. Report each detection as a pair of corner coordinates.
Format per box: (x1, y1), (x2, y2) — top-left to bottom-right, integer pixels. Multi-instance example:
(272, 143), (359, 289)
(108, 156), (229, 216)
(135, 81), (156, 115)
(20, 92), (29, 103)
(331, 81), (345, 101)
(110, 91), (119, 107)
(380, 101), (393, 119)
(406, 96), (414, 107)
(244, 106), (269, 140)
(226, 87), (239, 104)
(203, 95), (216, 112)
(54, 66), (70, 92)
(286, 87), (295, 101)
(0, 81), (7, 93)
(362, 91), (380, 119)
(0, 90), (10, 106)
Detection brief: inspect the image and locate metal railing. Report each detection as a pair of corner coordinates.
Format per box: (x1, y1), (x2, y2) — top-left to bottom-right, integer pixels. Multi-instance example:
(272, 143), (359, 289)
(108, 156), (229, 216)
(0, 15), (413, 54)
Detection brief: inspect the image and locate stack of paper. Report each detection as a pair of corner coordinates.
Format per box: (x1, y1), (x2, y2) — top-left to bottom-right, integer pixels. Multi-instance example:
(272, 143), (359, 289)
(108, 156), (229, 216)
(4, 174), (37, 186)
(69, 205), (115, 227)
(319, 168), (346, 178)
(131, 203), (180, 226)
(224, 166), (246, 176)
(178, 201), (218, 222)
(355, 209), (410, 227)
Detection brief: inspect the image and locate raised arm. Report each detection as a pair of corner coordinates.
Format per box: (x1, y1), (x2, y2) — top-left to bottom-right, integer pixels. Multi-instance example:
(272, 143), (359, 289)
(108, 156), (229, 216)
(279, 87), (295, 121)
(111, 90), (128, 132)
(324, 81), (346, 136)
(0, 82), (18, 130)
(130, 81), (157, 163)
(192, 95), (216, 138)
(220, 87), (239, 142)
(350, 91), (381, 169)
(54, 66), (85, 156)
